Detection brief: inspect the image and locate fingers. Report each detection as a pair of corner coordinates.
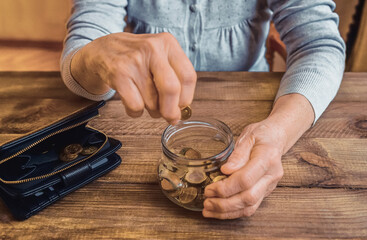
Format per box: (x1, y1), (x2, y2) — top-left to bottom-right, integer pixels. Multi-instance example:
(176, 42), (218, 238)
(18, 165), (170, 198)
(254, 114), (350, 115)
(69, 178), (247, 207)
(202, 176), (276, 219)
(202, 198), (262, 219)
(114, 78), (145, 118)
(221, 129), (255, 175)
(150, 56), (181, 125)
(205, 151), (269, 198)
(204, 175), (274, 213)
(166, 35), (197, 108)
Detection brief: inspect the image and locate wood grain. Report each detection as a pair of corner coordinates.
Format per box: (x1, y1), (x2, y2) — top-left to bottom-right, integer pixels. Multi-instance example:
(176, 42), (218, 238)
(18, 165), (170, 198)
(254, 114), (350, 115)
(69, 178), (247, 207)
(1, 72), (367, 101)
(1, 184), (366, 239)
(2, 98), (366, 139)
(86, 135), (367, 189)
(0, 71), (367, 239)
(0, 98), (93, 145)
(86, 100), (367, 139)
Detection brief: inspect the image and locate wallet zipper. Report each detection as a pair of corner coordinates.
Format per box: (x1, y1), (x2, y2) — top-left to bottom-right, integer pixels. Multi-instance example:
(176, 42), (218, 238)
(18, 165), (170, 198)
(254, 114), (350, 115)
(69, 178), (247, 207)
(0, 116), (109, 184)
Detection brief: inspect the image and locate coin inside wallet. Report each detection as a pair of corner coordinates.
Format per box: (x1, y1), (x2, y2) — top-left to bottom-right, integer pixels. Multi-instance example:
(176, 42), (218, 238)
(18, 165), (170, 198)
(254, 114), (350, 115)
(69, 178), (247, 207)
(0, 124), (108, 182)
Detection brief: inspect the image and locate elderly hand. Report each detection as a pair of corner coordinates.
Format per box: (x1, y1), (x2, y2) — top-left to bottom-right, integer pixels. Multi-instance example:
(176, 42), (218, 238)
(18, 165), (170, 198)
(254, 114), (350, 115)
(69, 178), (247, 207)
(203, 93), (315, 219)
(203, 120), (286, 219)
(71, 32), (196, 125)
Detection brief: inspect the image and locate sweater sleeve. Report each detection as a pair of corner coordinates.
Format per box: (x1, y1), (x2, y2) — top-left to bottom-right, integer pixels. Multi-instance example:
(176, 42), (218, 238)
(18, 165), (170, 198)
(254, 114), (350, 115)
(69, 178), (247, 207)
(60, 0), (128, 101)
(268, 0), (346, 124)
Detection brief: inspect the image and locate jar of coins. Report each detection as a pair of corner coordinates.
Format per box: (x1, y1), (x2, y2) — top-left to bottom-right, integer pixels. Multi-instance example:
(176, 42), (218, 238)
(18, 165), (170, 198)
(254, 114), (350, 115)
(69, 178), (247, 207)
(158, 119), (234, 211)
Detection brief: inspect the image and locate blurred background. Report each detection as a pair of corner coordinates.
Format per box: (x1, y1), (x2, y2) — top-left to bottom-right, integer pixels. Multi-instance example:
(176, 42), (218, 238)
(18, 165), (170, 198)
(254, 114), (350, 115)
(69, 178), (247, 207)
(0, 0), (365, 72)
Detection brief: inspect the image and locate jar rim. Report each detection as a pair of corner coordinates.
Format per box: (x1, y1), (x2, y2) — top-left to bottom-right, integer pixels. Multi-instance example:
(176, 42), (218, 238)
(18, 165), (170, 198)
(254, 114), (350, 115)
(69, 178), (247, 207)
(161, 118), (234, 165)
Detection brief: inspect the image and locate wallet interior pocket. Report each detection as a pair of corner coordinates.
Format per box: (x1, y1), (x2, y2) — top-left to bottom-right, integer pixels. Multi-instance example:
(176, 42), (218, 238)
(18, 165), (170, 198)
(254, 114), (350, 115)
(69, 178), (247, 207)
(0, 123), (109, 183)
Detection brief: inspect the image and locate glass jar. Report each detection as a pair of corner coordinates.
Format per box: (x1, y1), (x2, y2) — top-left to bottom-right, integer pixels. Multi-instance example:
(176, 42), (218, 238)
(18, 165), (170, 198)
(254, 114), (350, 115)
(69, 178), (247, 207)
(158, 118), (234, 211)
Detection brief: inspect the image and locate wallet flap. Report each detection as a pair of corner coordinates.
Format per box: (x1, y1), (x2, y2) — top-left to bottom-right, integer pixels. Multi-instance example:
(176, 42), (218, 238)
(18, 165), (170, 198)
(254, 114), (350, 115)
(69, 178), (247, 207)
(0, 101), (105, 158)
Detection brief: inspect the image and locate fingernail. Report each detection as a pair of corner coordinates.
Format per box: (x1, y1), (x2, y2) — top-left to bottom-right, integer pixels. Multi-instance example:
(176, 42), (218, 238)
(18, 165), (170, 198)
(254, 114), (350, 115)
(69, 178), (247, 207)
(225, 162), (236, 169)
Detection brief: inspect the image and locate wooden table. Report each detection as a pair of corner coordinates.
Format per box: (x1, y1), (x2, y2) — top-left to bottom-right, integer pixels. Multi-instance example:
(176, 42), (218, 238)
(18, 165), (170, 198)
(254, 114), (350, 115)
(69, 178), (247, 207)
(0, 71), (367, 239)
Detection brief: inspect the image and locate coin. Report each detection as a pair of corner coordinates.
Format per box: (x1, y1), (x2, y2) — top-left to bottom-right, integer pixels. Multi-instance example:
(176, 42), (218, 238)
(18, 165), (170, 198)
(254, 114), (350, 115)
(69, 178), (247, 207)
(63, 144), (83, 155)
(174, 168), (187, 179)
(161, 179), (176, 192)
(159, 170), (183, 190)
(180, 106), (192, 120)
(179, 147), (201, 159)
(81, 145), (98, 155)
(179, 187), (198, 204)
(212, 175), (227, 183)
(168, 188), (182, 198)
(209, 171), (222, 181)
(59, 152), (78, 162)
(184, 169), (207, 184)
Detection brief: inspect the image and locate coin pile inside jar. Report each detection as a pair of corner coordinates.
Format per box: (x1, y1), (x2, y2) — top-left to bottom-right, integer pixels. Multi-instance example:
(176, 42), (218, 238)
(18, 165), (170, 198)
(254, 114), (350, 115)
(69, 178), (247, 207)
(158, 147), (227, 210)
(59, 144), (98, 162)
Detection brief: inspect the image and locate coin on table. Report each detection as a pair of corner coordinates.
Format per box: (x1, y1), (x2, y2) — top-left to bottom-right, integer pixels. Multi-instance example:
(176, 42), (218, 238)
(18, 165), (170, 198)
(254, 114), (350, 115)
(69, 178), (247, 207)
(63, 144), (83, 155)
(179, 147), (201, 159)
(180, 106), (192, 120)
(81, 145), (98, 155)
(59, 152), (78, 162)
(179, 187), (198, 204)
(184, 169), (207, 185)
(212, 175), (227, 183)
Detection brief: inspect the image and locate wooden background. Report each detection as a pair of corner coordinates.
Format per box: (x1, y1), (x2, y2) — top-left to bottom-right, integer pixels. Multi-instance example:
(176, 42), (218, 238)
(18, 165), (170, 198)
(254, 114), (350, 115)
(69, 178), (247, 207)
(0, 71), (366, 239)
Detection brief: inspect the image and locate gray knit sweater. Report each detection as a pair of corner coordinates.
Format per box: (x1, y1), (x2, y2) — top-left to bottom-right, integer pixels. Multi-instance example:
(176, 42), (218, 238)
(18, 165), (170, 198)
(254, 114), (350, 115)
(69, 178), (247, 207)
(61, 0), (346, 123)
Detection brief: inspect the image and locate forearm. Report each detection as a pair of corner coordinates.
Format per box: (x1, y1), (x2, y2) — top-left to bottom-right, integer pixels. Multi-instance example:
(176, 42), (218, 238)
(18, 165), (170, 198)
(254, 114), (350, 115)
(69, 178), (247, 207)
(61, 0), (127, 100)
(70, 42), (111, 95)
(266, 93), (315, 154)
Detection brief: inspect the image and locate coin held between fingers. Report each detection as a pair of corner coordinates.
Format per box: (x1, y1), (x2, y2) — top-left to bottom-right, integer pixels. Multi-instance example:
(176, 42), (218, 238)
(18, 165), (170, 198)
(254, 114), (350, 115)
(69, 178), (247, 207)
(180, 106), (192, 120)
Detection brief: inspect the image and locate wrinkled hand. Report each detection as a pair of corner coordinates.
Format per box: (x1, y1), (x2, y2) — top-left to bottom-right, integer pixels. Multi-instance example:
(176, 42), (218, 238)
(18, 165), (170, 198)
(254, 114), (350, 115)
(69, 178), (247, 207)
(71, 32), (197, 124)
(203, 120), (286, 219)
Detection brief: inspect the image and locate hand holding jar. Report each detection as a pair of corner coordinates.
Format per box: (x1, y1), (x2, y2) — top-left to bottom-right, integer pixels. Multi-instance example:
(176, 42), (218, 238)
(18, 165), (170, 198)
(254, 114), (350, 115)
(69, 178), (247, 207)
(203, 94), (314, 219)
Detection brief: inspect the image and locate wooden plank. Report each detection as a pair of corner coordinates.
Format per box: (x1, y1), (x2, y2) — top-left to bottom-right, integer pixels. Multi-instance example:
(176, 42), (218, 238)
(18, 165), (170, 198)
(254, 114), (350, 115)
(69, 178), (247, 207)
(86, 100), (367, 138)
(0, 98), (93, 145)
(2, 132), (365, 188)
(2, 99), (366, 138)
(0, 185), (366, 239)
(1, 72), (367, 102)
(0, 72), (75, 99)
(90, 135), (367, 188)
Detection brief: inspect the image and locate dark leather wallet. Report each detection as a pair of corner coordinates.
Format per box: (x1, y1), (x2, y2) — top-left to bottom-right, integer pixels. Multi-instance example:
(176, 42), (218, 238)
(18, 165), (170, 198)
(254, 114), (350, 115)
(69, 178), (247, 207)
(0, 101), (121, 220)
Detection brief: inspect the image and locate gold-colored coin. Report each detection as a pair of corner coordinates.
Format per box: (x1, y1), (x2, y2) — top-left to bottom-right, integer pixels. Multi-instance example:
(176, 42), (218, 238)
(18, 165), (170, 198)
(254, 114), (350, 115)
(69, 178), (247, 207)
(184, 169), (207, 185)
(59, 152), (78, 162)
(159, 170), (183, 190)
(161, 179), (176, 192)
(81, 145), (98, 155)
(63, 144), (83, 155)
(179, 147), (201, 159)
(212, 175), (227, 183)
(174, 168), (187, 179)
(179, 187), (198, 204)
(180, 106), (192, 120)
(168, 188), (182, 198)
(209, 171), (222, 181)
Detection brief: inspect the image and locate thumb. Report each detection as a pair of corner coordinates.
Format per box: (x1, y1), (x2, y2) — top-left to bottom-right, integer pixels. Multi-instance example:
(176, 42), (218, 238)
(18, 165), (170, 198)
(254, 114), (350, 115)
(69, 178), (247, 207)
(221, 130), (255, 175)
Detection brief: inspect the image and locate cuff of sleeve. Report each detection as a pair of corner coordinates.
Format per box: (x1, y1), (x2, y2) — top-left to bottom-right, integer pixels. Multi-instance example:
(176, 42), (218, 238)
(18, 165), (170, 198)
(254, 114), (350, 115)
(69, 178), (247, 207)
(275, 69), (342, 126)
(60, 47), (116, 101)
